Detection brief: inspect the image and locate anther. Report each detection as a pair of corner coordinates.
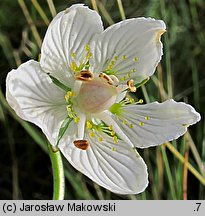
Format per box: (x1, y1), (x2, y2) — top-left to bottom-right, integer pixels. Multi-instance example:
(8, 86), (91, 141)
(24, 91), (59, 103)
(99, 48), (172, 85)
(139, 122), (144, 126)
(98, 137), (103, 142)
(71, 53), (76, 58)
(113, 136), (118, 143)
(127, 79), (137, 92)
(114, 56), (118, 61)
(111, 147), (117, 151)
(74, 140), (89, 150)
(99, 72), (114, 85)
(133, 57), (139, 62)
(74, 116), (80, 123)
(76, 70), (94, 81)
(86, 121), (93, 129)
(70, 61), (77, 71)
(145, 116), (150, 120)
(89, 132), (95, 138)
(122, 55), (126, 60)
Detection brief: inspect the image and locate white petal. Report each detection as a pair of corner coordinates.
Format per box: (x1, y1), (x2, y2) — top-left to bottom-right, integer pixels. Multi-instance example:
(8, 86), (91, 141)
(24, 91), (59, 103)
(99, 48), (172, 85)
(6, 60), (67, 146)
(90, 18), (165, 84)
(111, 99), (201, 148)
(40, 4), (103, 86)
(59, 128), (148, 194)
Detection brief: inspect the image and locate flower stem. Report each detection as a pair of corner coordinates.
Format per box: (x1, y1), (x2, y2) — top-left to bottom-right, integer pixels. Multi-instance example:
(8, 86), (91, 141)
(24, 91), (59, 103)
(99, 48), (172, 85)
(48, 143), (65, 200)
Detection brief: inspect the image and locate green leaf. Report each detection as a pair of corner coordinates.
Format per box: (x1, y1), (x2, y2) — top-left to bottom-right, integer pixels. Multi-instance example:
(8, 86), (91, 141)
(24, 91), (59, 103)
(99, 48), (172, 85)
(56, 117), (73, 146)
(47, 73), (71, 92)
(135, 77), (150, 89)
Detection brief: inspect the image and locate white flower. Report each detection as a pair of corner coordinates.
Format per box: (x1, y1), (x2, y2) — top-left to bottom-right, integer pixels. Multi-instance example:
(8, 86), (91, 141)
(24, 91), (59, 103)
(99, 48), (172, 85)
(6, 4), (200, 194)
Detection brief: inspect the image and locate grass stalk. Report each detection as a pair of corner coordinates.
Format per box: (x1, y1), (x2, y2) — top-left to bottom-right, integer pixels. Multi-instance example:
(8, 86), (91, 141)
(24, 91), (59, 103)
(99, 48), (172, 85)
(31, 0), (50, 26)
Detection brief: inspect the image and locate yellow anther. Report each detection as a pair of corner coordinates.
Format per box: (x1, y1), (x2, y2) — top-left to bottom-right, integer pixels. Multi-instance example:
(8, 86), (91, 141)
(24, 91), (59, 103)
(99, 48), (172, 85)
(98, 137), (103, 142)
(127, 79), (136, 92)
(111, 61), (115, 65)
(129, 124), (133, 128)
(65, 95), (70, 102)
(138, 99), (143, 104)
(127, 73), (131, 78)
(66, 106), (72, 112)
(113, 136), (118, 143)
(114, 56), (118, 61)
(123, 120), (127, 125)
(133, 57), (139, 62)
(111, 147), (116, 151)
(108, 125), (113, 131)
(86, 121), (93, 129)
(131, 69), (136, 73)
(139, 122), (144, 126)
(129, 98), (135, 103)
(68, 114), (73, 118)
(111, 131), (115, 136)
(122, 55), (126, 60)
(86, 52), (92, 59)
(70, 61), (77, 71)
(74, 116), (80, 123)
(71, 52), (76, 58)
(85, 44), (90, 51)
(89, 132), (95, 138)
(145, 116), (150, 120)
(107, 65), (113, 70)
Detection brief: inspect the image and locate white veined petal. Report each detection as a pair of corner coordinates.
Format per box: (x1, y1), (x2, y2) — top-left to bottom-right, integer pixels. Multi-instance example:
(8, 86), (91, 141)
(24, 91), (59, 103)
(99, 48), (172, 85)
(90, 18), (166, 84)
(111, 99), (201, 148)
(40, 4), (103, 86)
(59, 128), (148, 194)
(6, 60), (67, 146)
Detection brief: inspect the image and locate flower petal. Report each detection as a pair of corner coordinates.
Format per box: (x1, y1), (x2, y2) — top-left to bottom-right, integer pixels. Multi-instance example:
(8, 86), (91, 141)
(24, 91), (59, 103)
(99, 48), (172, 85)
(59, 124), (148, 194)
(40, 4), (103, 86)
(6, 60), (67, 146)
(90, 18), (165, 84)
(110, 99), (201, 148)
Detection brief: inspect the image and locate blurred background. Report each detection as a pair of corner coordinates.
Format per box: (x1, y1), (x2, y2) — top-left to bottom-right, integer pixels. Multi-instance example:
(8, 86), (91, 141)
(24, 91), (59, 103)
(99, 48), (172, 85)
(0, 0), (205, 200)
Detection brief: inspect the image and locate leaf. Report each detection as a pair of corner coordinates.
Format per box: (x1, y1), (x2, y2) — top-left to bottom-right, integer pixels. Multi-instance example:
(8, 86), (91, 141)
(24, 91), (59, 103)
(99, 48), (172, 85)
(56, 117), (73, 146)
(47, 73), (71, 92)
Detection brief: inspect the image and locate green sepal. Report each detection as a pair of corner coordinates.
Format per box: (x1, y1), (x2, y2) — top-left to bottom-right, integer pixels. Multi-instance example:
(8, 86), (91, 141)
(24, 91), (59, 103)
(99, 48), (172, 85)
(56, 117), (73, 146)
(47, 73), (71, 92)
(135, 77), (150, 89)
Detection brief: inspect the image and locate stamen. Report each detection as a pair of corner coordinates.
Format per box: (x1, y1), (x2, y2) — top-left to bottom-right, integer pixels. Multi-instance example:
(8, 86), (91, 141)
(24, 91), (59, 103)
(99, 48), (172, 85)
(71, 52), (76, 58)
(76, 70), (94, 81)
(133, 57), (139, 62)
(99, 72), (114, 85)
(89, 132), (95, 138)
(122, 55), (126, 60)
(113, 136), (118, 143)
(74, 116), (80, 123)
(74, 140), (89, 150)
(109, 75), (119, 86)
(111, 147), (117, 151)
(70, 61), (77, 71)
(98, 137), (103, 142)
(114, 56), (118, 61)
(139, 122), (144, 126)
(86, 121), (93, 129)
(145, 116), (150, 120)
(127, 79), (137, 92)
(85, 44), (90, 51)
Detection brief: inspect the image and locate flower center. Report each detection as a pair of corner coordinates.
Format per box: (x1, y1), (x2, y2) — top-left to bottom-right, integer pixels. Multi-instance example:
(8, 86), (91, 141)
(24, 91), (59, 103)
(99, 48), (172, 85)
(73, 73), (118, 113)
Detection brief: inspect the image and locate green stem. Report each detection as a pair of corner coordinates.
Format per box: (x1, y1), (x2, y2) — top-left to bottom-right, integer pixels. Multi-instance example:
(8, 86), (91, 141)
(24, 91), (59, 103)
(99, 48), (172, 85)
(48, 143), (65, 200)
